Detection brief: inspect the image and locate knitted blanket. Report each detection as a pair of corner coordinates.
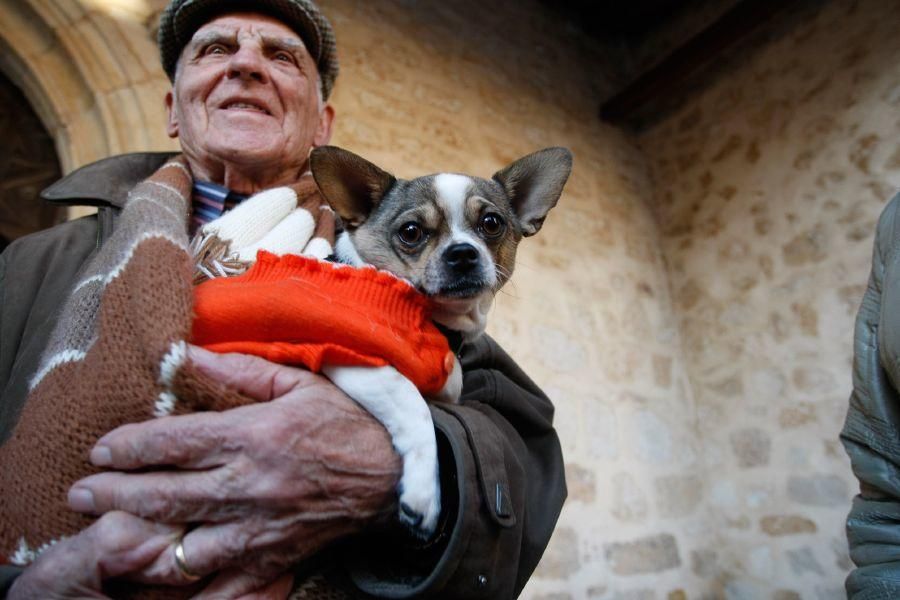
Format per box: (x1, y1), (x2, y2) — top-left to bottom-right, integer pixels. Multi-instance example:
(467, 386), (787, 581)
(0, 157), (392, 597)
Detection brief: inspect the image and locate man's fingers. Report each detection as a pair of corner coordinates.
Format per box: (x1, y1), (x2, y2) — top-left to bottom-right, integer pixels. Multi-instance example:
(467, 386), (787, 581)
(149, 521), (251, 578)
(187, 345), (324, 400)
(69, 469), (239, 521)
(90, 412), (237, 470)
(91, 512), (182, 579)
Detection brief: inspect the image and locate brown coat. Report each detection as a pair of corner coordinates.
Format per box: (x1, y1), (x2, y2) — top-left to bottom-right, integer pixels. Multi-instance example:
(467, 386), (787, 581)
(0, 153), (567, 599)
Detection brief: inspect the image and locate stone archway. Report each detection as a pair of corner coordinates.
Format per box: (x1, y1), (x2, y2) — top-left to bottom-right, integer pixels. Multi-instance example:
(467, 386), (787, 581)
(0, 0), (177, 220)
(0, 69), (65, 248)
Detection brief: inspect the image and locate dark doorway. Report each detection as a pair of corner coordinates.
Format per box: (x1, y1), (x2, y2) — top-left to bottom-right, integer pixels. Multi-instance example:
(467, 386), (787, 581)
(0, 70), (65, 252)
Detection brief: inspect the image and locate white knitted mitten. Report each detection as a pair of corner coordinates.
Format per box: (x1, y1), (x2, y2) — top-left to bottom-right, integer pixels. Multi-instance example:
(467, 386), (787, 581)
(191, 186), (330, 282)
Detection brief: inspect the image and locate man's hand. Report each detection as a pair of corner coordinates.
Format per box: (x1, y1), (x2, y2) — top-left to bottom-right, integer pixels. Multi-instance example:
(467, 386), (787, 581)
(7, 512), (178, 599)
(67, 346), (401, 582)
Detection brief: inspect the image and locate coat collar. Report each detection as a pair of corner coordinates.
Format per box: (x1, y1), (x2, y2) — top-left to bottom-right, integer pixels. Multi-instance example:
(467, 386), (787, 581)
(40, 152), (178, 208)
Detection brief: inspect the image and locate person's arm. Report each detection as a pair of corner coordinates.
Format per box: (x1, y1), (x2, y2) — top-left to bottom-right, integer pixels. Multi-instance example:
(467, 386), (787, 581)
(343, 334), (567, 599)
(841, 193), (900, 597)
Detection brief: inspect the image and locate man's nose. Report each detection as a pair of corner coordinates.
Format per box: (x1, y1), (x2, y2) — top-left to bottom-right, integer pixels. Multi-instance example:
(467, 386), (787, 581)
(227, 47), (267, 83)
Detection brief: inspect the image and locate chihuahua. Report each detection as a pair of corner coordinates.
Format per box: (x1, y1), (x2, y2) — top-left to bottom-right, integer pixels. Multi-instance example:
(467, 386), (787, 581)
(309, 146), (572, 538)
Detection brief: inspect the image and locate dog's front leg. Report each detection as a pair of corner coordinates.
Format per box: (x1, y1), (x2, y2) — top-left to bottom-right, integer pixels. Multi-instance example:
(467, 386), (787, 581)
(322, 364), (440, 539)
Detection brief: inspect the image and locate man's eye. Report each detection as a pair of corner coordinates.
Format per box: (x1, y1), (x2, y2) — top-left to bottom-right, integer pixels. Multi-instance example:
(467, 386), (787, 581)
(204, 44), (228, 56)
(398, 222), (426, 246)
(273, 52), (295, 63)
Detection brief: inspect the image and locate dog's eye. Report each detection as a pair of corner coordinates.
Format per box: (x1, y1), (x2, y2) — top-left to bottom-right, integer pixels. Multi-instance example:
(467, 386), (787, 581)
(398, 222), (425, 246)
(479, 213), (506, 238)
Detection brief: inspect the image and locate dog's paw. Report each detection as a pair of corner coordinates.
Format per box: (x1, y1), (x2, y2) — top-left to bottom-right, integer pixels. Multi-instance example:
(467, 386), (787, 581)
(396, 446), (441, 539)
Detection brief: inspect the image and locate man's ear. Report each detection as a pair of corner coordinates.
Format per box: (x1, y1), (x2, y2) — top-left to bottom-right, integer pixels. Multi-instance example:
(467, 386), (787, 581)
(493, 147), (573, 236)
(313, 104), (335, 147)
(165, 90), (178, 138)
(310, 146), (396, 227)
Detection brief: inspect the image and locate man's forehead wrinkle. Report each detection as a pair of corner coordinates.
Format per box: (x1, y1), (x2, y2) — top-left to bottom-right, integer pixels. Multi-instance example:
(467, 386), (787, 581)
(188, 29), (236, 49)
(190, 20), (307, 50)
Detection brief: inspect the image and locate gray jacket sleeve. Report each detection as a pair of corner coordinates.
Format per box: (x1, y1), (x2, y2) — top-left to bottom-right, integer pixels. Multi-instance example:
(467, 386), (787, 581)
(841, 193), (900, 598)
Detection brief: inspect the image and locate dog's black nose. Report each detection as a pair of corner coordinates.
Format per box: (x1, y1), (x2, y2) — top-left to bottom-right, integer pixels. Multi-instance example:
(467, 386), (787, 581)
(444, 243), (480, 272)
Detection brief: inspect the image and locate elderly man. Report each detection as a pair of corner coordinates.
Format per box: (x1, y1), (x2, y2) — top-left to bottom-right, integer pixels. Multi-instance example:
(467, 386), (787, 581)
(0, 0), (565, 598)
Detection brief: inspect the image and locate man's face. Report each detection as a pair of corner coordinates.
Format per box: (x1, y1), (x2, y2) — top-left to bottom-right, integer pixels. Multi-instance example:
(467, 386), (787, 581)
(166, 12), (333, 172)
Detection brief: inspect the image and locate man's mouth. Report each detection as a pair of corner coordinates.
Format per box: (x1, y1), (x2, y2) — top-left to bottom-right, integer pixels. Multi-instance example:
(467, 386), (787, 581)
(221, 101), (271, 115)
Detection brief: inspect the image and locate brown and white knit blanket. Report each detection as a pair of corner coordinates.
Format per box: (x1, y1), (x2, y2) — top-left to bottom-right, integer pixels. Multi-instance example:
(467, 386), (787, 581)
(0, 157), (350, 598)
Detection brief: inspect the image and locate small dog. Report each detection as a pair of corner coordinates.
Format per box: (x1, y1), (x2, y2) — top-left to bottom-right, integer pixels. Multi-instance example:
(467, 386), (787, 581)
(309, 146), (572, 537)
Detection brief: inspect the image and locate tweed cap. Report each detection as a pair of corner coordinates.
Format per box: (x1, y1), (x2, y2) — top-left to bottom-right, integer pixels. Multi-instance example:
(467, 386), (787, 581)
(158, 0), (339, 99)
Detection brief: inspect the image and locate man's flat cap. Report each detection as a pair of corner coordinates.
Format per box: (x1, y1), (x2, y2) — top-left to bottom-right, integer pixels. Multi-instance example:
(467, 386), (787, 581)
(158, 0), (339, 99)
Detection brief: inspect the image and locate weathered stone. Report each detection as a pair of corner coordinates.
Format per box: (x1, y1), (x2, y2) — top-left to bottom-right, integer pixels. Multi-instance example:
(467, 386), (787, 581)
(786, 546), (825, 576)
(632, 410), (674, 464)
(748, 368), (787, 399)
(792, 366), (837, 393)
(533, 594), (573, 600)
(725, 580), (765, 600)
(791, 302), (819, 336)
(530, 325), (586, 373)
(604, 533), (680, 575)
(534, 526), (580, 578)
(691, 548), (718, 578)
(779, 403), (817, 428)
(610, 472), (648, 522)
(730, 428), (771, 468)
(748, 545), (774, 579)
(760, 515), (817, 536)
(787, 475), (850, 507)
(653, 354), (673, 388)
(726, 515), (752, 530)
(849, 133), (880, 174)
(782, 226), (828, 266)
(667, 591), (687, 600)
(587, 585), (608, 598)
(832, 536), (853, 570)
(587, 403), (619, 460)
(565, 463), (596, 503)
(655, 474), (703, 518)
(772, 591), (801, 600)
(814, 586), (846, 600)
(611, 590), (655, 600)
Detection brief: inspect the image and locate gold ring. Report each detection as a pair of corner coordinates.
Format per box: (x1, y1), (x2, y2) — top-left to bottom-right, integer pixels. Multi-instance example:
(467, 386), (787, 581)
(174, 532), (201, 581)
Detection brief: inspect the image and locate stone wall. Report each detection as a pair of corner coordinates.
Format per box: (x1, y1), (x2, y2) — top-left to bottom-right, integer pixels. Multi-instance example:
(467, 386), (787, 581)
(319, 1), (706, 597)
(639, 0), (900, 596)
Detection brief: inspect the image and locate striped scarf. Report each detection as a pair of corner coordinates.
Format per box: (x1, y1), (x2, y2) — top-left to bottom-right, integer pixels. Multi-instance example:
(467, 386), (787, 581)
(0, 157), (346, 598)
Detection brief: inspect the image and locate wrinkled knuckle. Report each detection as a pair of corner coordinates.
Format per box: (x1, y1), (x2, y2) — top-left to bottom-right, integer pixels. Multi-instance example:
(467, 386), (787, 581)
(131, 488), (175, 520)
(218, 530), (251, 563)
(93, 511), (133, 547)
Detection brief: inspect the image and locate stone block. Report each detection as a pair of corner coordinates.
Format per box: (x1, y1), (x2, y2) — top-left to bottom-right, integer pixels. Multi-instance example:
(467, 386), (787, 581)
(760, 515), (817, 536)
(730, 428), (771, 468)
(654, 474), (703, 518)
(565, 463), (596, 503)
(786, 547), (825, 576)
(691, 548), (718, 578)
(612, 590), (655, 600)
(604, 533), (681, 575)
(610, 472), (648, 522)
(534, 527), (580, 579)
(787, 475), (850, 507)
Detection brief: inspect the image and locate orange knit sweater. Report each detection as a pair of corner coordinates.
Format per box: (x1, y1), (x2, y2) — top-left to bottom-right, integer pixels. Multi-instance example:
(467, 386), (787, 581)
(192, 252), (454, 395)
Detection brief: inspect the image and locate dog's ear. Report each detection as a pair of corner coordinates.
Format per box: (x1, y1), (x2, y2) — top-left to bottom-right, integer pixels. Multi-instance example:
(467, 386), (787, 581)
(493, 147), (573, 237)
(310, 146), (396, 228)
